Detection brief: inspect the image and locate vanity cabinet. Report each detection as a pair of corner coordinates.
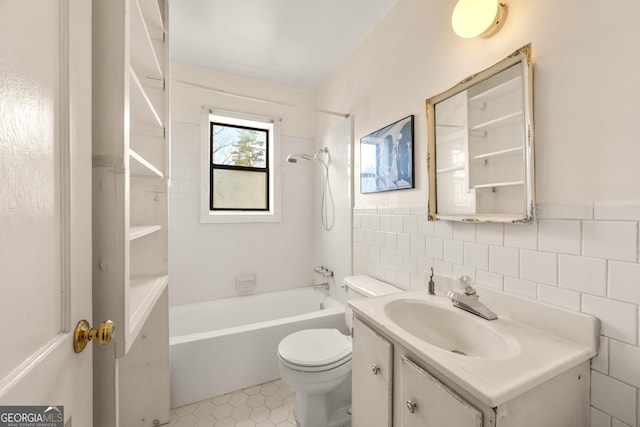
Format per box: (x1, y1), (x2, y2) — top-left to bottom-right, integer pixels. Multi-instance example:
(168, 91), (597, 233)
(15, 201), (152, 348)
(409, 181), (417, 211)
(352, 318), (393, 427)
(352, 314), (590, 427)
(92, 0), (171, 425)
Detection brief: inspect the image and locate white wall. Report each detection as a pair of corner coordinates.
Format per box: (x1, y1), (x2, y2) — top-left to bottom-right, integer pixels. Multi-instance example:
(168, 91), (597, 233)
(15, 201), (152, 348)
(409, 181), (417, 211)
(313, 117), (354, 306)
(169, 64), (320, 306)
(317, 0), (640, 424)
(318, 0), (640, 205)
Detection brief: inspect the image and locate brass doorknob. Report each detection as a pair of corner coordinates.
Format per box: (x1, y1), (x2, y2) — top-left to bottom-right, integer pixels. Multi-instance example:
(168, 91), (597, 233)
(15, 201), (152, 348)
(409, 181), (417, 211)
(73, 319), (115, 353)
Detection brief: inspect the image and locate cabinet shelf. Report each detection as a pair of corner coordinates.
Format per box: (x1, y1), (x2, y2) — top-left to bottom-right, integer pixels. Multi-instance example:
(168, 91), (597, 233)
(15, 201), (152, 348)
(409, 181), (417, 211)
(436, 164), (465, 174)
(468, 75), (521, 104)
(471, 147), (522, 161)
(472, 180), (524, 189)
(130, 148), (164, 177)
(130, 66), (164, 129)
(129, 274), (169, 338)
(470, 111), (522, 132)
(138, 0), (165, 38)
(130, 0), (163, 81)
(93, 1), (170, 425)
(129, 225), (161, 241)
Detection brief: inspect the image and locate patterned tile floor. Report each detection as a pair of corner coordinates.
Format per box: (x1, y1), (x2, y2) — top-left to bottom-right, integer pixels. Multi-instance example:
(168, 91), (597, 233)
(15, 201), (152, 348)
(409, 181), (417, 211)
(168, 379), (297, 427)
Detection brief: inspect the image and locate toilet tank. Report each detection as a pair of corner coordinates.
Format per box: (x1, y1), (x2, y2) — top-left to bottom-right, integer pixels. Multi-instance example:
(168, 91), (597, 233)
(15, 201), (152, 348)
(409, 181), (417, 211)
(343, 275), (402, 331)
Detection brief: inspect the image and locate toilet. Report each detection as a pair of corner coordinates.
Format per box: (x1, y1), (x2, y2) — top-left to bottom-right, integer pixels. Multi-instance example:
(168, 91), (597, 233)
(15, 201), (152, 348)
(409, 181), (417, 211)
(277, 275), (402, 427)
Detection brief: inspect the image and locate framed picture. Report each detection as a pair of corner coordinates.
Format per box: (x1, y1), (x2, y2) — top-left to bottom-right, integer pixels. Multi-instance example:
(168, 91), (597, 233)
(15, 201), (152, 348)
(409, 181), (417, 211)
(360, 115), (415, 193)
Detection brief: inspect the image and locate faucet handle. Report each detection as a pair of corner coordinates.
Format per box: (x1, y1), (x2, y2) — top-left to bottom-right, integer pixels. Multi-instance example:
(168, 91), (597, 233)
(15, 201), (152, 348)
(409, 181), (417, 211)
(463, 285), (476, 296)
(457, 275), (470, 285)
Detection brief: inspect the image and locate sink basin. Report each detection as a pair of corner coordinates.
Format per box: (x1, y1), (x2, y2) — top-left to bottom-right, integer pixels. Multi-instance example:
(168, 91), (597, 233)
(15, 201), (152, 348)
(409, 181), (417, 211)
(384, 299), (520, 359)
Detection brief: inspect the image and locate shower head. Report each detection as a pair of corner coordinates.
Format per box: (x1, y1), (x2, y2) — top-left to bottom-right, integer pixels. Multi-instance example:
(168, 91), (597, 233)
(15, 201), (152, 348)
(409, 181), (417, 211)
(286, 153), (313, 163)
(287, 147), (331, 164)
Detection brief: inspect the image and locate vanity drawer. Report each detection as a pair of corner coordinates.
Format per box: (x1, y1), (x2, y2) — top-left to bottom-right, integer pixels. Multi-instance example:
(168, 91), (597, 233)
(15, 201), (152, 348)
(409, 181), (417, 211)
(400, 355), (483, 427)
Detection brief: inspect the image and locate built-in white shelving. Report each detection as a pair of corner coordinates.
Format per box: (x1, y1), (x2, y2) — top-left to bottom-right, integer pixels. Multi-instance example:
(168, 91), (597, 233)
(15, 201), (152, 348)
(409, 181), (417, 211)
(468, 75), (521, 104)
(130, 0), (163, 81)
(436, 164), (466, 174)
(129, 275), (169, 336)
(130, 149), (163, 177)
(92, 0), (170, 425)
(129, 225), (162, 241)
(466, 67), (525, 215)
(130, 66), (164, 130)
(472, 181), (524, 189)
(471, 146), (522, 161)
(470, 110), (522, 133)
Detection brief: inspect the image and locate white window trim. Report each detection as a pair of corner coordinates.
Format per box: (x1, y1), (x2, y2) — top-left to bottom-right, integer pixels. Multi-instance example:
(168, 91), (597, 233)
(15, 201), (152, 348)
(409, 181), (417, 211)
(200, 107), (281, 223)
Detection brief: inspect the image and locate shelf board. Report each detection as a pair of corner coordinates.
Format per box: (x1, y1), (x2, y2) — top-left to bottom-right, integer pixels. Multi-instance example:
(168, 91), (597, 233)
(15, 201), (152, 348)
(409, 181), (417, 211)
(137, 0), (165, 39)
(468, 75), (521, 104)
(470, 111), (522, 132)
(129, 275), (169, 341)
(471, 146), (523, 161)
(130, 0), (163, 81)
(436, 164), (465, 174)
(472, 180), (524, 189)
(130, 66), (164, 129)
(130, 148), (164, 177)
(129, 225), (162, 241)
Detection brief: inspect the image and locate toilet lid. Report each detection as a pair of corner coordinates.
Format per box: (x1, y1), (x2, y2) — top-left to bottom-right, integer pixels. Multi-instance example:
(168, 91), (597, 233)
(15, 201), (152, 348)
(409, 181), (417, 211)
(278, 329), (352, 368)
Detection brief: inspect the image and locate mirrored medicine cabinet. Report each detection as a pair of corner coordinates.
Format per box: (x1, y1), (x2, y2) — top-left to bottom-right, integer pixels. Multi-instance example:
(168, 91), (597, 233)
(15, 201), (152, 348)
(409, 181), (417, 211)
(426, 45), (534, 223)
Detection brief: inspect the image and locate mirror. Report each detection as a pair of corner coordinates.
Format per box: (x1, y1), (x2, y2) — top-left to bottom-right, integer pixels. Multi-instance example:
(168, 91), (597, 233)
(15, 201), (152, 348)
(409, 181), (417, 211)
(426, 45), (534, 223)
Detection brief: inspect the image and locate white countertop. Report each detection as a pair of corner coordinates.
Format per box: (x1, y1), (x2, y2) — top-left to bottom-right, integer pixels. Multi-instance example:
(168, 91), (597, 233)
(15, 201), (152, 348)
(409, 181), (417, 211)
(349, 287), (599, 407)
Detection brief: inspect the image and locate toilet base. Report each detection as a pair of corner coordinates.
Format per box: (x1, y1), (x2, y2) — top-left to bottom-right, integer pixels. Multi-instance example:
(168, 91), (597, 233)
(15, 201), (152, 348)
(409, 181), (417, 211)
(292, 372), (351, 427)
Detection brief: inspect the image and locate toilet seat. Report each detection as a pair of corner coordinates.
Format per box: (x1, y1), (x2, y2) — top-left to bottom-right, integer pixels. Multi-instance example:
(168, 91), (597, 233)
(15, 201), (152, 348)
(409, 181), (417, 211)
(278, 329), (352, 372)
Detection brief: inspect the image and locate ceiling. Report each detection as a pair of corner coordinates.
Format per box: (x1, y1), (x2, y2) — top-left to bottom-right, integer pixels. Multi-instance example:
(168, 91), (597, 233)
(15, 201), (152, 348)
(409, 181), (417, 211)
(170, 0), (399, 90)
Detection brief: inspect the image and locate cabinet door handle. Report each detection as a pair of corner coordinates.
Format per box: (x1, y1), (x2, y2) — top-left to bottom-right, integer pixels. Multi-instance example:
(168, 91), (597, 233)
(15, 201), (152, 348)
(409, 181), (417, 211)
(371, 364), (380, 375)
(406, 400), (417, 414)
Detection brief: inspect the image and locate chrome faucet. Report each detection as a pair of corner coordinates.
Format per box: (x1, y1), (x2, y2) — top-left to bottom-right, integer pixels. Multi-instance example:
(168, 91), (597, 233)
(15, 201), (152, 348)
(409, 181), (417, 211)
(447, 276), (497, 320)
(314, 265), (334, 278)
(313, 282), (330, 291)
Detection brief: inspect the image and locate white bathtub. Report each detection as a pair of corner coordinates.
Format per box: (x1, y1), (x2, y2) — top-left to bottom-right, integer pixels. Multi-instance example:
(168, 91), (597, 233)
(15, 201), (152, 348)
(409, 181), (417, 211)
(169, 287), (347, 408)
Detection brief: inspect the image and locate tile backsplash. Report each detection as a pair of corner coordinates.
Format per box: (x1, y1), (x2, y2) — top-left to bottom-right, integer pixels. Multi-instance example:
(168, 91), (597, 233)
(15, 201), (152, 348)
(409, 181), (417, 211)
(353, 202), (640, 427)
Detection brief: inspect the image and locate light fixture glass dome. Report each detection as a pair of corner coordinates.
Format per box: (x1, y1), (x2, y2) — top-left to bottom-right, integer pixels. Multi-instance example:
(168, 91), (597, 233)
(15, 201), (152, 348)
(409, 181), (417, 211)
(452, 0), (507, 38)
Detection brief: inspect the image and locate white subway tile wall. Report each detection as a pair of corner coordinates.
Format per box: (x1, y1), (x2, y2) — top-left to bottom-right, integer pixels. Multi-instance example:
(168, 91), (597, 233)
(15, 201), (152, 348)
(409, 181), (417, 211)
(592, 371), (637, 426)
(353, 203), (640, 426)
(591, 336), (609, 375)
(591, 407), (612, 427)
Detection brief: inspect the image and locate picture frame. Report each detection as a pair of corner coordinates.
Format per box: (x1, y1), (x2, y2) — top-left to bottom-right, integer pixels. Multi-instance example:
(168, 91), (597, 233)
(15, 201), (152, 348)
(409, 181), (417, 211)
(360, 115), (415, 193)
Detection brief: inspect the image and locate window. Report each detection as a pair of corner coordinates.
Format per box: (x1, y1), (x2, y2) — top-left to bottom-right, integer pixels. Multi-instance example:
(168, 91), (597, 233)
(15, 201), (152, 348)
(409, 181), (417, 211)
(201, 109), (281, 223)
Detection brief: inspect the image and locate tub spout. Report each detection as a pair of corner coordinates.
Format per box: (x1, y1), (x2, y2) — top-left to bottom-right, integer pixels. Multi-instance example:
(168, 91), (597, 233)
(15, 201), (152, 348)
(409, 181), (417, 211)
(313, 282), (330, 291)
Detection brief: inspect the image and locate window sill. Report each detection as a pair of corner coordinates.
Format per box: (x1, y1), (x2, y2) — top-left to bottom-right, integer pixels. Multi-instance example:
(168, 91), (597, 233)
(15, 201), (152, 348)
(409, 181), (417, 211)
(200, 211), (281, 224)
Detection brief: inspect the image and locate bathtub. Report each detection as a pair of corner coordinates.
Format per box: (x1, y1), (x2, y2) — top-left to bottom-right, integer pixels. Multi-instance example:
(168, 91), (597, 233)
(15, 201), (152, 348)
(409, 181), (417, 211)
(169, 287), (347, 408)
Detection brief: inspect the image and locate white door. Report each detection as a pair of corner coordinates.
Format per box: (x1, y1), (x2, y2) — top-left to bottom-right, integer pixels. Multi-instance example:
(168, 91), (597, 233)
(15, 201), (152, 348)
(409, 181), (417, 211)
(0, 1), (94, 425)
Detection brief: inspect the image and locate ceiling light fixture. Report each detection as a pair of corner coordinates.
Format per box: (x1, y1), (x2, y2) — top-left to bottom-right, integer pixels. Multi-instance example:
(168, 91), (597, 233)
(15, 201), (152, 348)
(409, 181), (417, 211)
(451, 0), (507, 38)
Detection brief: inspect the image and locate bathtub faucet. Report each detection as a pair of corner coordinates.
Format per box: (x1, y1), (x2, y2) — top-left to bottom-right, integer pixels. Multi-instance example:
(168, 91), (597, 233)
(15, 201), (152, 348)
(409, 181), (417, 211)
(313, 282), (330, 291)
(314, 265), (334, 278)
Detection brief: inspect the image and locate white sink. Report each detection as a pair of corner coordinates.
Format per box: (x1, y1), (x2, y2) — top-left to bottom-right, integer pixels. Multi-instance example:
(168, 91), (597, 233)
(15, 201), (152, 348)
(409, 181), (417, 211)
(384, 299), (519, 359)
(349, 287), (599, 407)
